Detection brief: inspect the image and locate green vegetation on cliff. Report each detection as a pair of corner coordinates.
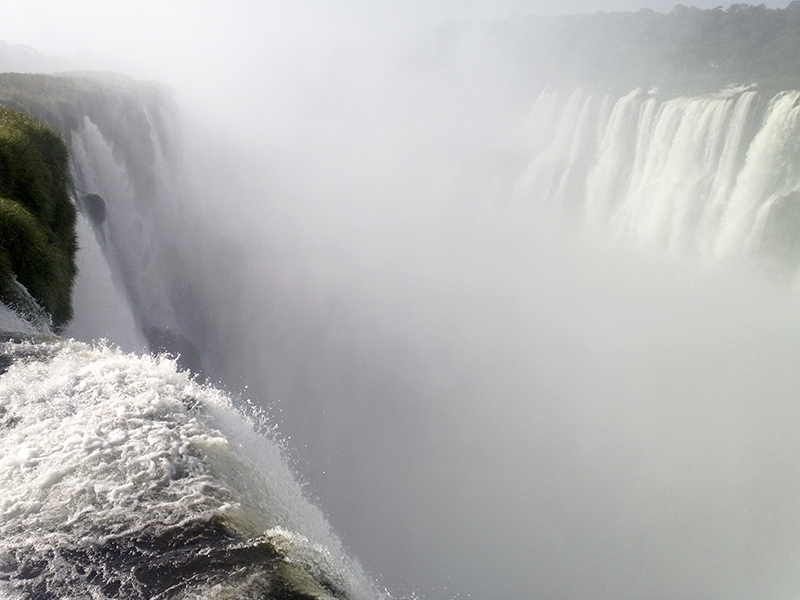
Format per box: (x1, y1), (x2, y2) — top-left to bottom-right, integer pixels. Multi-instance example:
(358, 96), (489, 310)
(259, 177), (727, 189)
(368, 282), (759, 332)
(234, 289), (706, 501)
(433, 1), (800, 97)
(536, 1), (800, 94)
(0, 107), (76, 328)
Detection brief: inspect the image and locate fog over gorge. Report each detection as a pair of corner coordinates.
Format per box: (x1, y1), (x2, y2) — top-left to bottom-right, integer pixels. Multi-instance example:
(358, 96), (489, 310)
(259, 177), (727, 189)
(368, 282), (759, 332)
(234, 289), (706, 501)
(4, 1), (800, 599)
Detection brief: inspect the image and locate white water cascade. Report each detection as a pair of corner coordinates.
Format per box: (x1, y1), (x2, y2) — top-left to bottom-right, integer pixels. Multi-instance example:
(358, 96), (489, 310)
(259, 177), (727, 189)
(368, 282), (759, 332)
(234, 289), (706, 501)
(64, 212), (146, 353)
(0, 337), (380, 599)
(515, 87), (800, 272)
(68, 115), (183, 337)
(0, 81), (388, 600)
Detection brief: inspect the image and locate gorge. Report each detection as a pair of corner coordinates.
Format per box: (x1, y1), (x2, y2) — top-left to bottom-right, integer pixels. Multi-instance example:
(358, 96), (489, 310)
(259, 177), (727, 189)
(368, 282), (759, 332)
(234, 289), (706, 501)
(3, 3), (800, 599)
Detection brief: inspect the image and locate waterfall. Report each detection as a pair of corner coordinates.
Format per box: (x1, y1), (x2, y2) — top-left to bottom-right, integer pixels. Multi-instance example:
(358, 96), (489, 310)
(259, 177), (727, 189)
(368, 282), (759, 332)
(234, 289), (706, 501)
(69, 115), (182, 338)
(10, 75), (800, 599)
(515, 87), (800, 273)
(64, 212), (146, 353)
(0, 81), (392, 599)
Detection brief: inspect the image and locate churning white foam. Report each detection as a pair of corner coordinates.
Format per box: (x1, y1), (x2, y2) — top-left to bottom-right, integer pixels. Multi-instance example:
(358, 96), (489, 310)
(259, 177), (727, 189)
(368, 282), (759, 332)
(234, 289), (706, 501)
(0, 337), (381, 599)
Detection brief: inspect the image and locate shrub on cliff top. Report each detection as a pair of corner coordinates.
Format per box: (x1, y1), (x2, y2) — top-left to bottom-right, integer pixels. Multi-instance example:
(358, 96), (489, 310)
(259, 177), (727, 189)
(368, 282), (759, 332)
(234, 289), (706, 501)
(0, 107), (76, 328)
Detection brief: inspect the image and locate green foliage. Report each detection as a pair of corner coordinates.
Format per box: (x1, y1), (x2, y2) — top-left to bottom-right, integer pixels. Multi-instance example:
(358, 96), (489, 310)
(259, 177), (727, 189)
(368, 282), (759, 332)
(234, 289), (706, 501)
(0, 107), (76, 328)
(496, 1), (800, 95)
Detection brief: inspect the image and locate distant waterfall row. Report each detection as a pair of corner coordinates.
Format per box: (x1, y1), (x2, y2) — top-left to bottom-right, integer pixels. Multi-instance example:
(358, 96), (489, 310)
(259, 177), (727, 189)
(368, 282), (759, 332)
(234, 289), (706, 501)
(515, 87), (800, 271)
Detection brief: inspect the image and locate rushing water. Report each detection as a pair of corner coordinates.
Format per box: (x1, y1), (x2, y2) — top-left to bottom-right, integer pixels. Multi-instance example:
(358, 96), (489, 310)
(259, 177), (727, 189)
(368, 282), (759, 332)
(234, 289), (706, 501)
(0, 335), (381, 600)
(514, 87), (800, 268)
(7, 76), (800, 599)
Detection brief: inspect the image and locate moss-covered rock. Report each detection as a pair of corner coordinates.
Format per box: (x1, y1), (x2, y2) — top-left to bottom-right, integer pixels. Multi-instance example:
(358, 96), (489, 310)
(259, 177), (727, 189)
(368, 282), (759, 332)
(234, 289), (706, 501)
(0, 107), (76, 328)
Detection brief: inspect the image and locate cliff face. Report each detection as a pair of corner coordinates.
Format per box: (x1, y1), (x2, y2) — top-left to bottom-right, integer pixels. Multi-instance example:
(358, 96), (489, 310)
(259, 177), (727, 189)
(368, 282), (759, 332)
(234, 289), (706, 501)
(0, 106), (76, 328)
(0, 70), (236, 378)
(0, 71), (192, 343)
(0, 72), (180, 200)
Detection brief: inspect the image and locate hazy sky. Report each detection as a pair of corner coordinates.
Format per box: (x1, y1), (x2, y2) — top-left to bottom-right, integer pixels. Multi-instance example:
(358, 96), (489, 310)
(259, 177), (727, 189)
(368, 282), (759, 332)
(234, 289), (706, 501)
(0, 0), (794, 57)
(0, 0), (792, 111)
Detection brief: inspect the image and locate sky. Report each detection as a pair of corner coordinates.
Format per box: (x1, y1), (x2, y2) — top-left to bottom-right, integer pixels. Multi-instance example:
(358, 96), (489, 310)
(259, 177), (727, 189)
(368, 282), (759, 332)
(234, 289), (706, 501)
(0, 1), (794, 61)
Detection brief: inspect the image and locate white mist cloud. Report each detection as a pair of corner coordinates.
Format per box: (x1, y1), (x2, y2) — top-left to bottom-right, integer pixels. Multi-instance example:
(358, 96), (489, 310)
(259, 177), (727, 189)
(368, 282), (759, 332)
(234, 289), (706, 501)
(3, 2), (800, 599)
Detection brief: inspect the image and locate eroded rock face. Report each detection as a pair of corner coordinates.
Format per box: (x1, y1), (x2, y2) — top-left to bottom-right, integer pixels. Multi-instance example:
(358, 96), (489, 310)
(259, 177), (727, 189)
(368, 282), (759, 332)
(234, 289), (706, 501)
(3, 518), (345, 600)
(80, 193), (106, 227)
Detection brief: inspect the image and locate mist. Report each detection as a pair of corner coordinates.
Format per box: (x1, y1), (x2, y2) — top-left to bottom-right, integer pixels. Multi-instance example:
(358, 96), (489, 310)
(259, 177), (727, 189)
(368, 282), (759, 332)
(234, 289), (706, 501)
(4, 2), (800, 599)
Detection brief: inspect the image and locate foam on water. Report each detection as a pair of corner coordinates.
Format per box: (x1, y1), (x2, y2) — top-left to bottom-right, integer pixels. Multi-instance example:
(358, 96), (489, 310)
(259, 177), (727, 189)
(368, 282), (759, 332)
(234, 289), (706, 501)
(0, 337), (381, 599)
